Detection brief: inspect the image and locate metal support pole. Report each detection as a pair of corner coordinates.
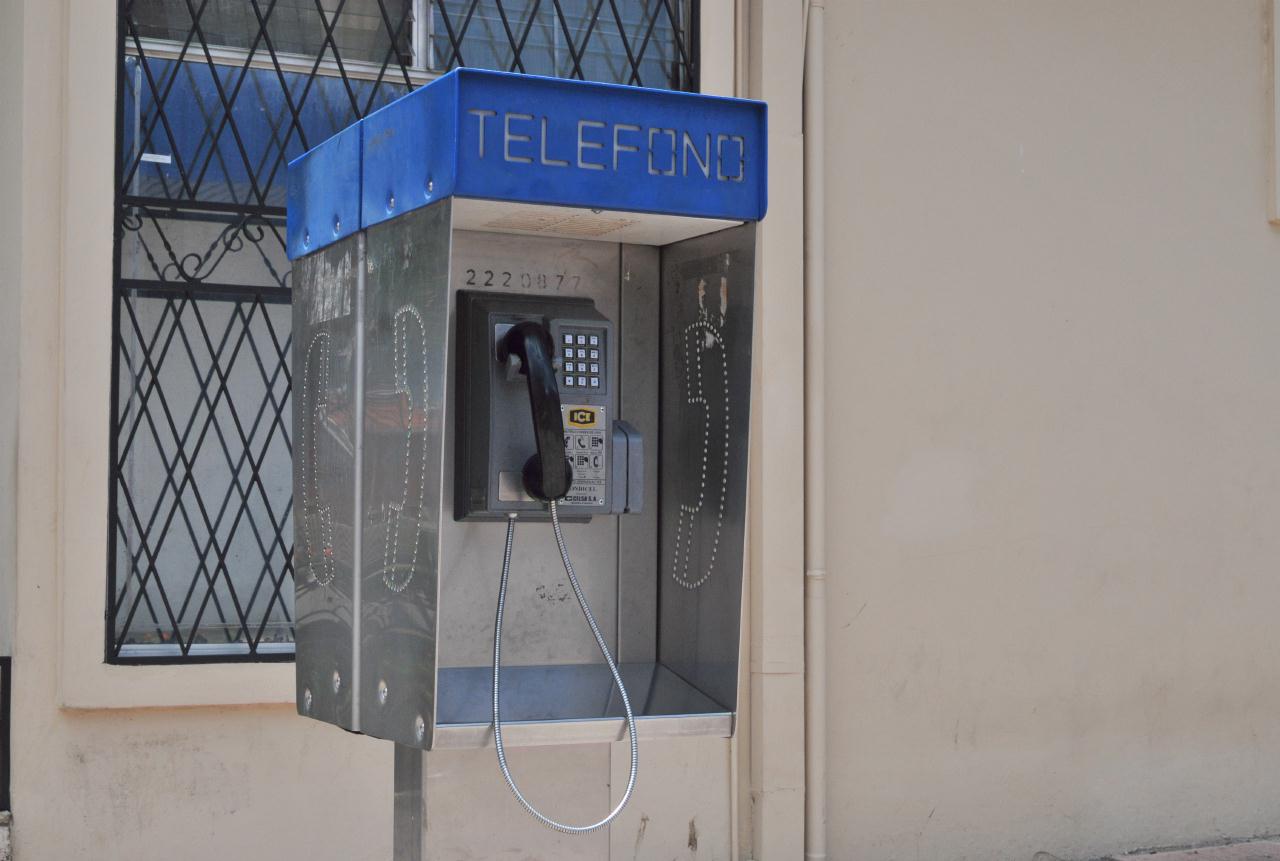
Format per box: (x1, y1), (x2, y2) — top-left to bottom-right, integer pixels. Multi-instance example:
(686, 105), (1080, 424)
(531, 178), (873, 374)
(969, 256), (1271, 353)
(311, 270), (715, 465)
(393, 744), (424, 860)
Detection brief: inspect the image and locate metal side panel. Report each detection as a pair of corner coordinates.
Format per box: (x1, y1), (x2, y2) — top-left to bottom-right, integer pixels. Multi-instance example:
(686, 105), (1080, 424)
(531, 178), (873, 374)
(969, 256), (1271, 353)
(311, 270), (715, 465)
(359, 199), (454, 747)
(617, 244), (661, 664)
(657, 223), (757, 715)
(294, 234), (362, 729)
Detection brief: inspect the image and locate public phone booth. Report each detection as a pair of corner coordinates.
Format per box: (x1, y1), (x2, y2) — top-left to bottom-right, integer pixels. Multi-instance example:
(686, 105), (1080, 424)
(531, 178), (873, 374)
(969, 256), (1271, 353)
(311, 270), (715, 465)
(287, 68), (766, 840)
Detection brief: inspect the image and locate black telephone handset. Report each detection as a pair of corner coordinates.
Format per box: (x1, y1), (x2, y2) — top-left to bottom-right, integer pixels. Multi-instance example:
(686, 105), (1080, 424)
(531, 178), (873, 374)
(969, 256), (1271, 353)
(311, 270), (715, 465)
(496, 321), (572, 502)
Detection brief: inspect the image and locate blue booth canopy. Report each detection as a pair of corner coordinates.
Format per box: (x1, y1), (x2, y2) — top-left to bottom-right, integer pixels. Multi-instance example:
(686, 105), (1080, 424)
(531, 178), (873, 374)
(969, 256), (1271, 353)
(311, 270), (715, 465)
(287, 68), (768, 258)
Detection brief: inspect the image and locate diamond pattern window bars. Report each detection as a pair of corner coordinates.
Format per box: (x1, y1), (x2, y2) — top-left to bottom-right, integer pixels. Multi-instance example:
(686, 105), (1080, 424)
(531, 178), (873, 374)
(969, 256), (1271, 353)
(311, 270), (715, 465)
(110, 0), (698, 662)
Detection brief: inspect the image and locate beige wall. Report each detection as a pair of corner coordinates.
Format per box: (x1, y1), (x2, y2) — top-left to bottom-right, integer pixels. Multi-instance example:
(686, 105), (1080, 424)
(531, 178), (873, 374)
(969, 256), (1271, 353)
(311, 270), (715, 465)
(822, 2), (1280, 858)
(26, 0), (1280, 859)
(3, 1), (392, 858)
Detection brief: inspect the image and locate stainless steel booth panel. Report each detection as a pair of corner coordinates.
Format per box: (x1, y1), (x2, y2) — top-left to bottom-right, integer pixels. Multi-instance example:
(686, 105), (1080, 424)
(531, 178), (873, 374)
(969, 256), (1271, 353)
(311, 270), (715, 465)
(616, 244), (662, 665)
(437, 230), (627, 672)
(358, 200), (454, 746)
(293, 235), (362, 729)
(295, 206), (755, 748)
(658, 224), (757, 714)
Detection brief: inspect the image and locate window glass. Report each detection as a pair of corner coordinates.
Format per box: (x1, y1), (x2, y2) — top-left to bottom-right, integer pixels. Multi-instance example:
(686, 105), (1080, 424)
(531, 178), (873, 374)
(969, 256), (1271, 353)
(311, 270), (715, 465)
(130, 0), (414, 66)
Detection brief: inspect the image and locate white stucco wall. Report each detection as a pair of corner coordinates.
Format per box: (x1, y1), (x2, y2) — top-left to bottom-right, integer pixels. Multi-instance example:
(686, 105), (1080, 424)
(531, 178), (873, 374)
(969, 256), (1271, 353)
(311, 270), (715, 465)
(822, 2), (1280, 858)
(2, 1), (393, 857)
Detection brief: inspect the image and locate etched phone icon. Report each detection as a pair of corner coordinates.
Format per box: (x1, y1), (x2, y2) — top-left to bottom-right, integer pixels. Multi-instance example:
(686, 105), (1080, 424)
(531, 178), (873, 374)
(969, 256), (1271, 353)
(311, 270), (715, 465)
(379, 305), (429, 593)
(300, 331), (336, 586)
(670, 276), (730, 590)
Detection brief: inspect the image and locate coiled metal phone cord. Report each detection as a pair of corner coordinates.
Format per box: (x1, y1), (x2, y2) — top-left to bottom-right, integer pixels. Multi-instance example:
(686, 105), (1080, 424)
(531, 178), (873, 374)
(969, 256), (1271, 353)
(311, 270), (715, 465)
(492, 501), (640, 834)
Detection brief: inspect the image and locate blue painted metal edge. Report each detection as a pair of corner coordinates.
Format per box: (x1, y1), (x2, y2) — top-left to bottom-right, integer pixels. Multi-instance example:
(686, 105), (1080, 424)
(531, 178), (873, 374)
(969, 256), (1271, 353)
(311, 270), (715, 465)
(361, 71), (460, 232)
(287, 121), (362, 260)
(288, 69), (768, 259)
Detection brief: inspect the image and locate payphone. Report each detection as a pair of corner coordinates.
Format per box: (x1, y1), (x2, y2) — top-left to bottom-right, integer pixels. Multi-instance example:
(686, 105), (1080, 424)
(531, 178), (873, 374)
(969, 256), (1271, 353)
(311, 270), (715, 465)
(454, 291), (642, 519)
(288, 68), (766, 836)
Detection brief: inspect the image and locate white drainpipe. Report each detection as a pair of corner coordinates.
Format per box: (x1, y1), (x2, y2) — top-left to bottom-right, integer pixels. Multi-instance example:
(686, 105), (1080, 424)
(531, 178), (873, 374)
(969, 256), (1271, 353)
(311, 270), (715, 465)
(802, 1), (828, 859)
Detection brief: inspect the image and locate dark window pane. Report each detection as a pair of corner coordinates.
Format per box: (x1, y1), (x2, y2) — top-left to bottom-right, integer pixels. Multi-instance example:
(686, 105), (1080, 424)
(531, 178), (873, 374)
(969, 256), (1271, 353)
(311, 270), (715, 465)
(429, 0), (691, 87)
(130, 0), (414, 66)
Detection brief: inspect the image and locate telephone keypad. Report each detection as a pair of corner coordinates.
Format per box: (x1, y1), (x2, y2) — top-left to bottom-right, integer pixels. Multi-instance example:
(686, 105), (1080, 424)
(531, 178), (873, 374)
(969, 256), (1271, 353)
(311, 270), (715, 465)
(557, 326), (606, 392)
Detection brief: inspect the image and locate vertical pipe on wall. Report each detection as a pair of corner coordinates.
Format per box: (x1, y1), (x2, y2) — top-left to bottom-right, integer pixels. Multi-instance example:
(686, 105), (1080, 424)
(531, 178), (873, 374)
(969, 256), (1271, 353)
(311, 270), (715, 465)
(802, 1), (828, 859)
(732, 6), (750, 857)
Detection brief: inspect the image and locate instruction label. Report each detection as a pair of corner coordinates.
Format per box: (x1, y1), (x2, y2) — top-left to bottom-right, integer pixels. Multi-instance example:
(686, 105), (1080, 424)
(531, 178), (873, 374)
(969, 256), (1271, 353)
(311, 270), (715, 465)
(561, 404), (606, 507)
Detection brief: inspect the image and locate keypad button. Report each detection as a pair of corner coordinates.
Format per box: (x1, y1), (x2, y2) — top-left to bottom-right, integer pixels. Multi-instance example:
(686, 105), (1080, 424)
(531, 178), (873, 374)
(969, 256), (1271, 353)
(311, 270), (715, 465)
(565, 377), (575, 387)
(590, 363), (599, 373)
(589, 377), (600, 388)
(576, 335), (586, 345)
(589, 349), (599, 360)
(589, 335), (599, 346)
(563, 348), (573, 359)
(576, 376), (586, 386)
(563, 333), (573, 344)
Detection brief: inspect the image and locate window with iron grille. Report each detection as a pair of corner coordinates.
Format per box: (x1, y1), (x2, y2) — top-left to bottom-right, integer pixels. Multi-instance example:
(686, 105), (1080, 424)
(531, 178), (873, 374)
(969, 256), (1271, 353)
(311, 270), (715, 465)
(110, 0), (699, 662)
